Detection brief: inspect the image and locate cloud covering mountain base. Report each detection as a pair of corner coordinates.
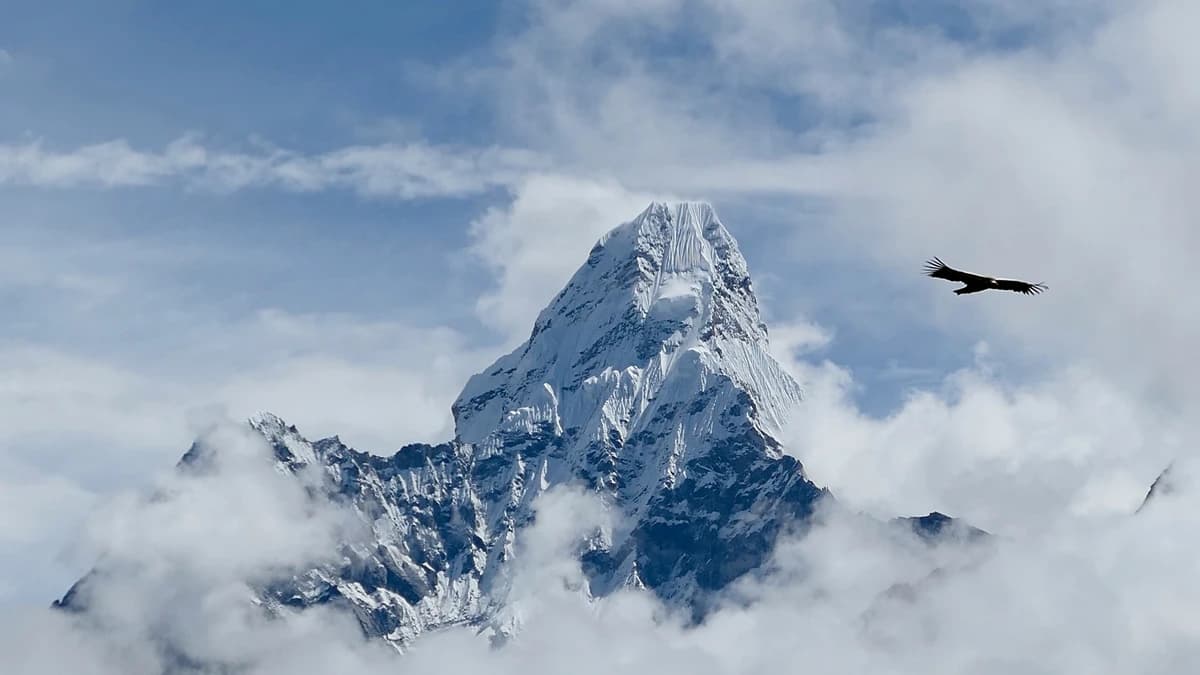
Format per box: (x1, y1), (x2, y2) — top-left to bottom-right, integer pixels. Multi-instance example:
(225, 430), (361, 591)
(9, 440), (1200, 675)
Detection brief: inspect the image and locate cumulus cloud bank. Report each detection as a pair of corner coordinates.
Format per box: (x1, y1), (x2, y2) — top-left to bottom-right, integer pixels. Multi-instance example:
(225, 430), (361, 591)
(8, 441), (1200, 674)
(776, 351), (1184, 537)
(6, 418), (390, 674)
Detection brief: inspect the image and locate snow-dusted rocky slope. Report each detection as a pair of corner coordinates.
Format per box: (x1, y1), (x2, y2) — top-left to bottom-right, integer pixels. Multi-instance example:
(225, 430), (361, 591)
(59, 202), (952, 648)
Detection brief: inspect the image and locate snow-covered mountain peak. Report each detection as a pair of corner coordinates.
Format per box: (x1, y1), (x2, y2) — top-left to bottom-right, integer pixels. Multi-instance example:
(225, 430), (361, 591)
(246, 410), (319, 466)
(613, 200), (736, 274)
(584, 200), (761, 336)
(452, 201), (802, 501)
(248, 411), (290, 437)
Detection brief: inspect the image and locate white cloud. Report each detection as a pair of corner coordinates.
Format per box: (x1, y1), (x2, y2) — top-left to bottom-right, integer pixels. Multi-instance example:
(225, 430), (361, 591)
(768, 318), (834, 363)
(781, 355), (1183, 536)
(215, 309), (493, 449)
(0, 418), (392, 674)
(3, 423), (1200, 675)
(0, 308), (492, 608)
(0, 459), (95, 610)
(0, 136), (544, 198)
(0, 309), (487, 471)
(375, 481), (1200, 673)
(80, 421), (361, 580)
(13, 473), (1200, 674)
(780, 2), (1200, 415)
(468, 173), (668, 343)
(0, 345), (193, 464)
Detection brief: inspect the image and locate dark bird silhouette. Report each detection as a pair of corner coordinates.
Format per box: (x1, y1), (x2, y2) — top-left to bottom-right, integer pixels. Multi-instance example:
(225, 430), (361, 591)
(923, 257), (1047, 296)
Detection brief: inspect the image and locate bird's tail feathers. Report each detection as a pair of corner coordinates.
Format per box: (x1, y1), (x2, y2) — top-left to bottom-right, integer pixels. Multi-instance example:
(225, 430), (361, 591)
(922, 257), (947, 275)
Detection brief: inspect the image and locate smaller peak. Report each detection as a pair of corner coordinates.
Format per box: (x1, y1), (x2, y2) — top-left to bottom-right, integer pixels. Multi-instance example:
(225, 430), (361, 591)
(247, 411), (294, 437)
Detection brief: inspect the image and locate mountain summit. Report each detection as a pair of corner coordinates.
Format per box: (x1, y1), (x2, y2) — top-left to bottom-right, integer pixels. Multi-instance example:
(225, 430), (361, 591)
(455, 200), (804, 499)
(60, 202), (833, 648)
(447, 200), (820, 605)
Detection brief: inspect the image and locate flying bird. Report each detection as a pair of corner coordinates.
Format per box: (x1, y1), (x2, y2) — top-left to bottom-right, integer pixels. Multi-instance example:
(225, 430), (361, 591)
(922, 257), (1047, 296)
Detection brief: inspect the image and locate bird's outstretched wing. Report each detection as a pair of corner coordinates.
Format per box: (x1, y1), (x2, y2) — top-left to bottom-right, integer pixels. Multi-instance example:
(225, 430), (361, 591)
(922, 257), (991, 285)
(993, 278), (1047, 295)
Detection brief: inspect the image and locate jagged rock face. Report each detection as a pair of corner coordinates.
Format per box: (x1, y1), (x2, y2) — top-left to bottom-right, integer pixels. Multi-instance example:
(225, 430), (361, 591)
(60, 201), (830, 648)
(232, 420), (495, 645)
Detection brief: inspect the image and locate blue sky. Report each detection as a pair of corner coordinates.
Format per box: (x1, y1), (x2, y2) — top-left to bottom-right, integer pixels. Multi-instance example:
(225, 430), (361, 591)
(0, 3), (501, 142)
(4, 0), (1196, 613)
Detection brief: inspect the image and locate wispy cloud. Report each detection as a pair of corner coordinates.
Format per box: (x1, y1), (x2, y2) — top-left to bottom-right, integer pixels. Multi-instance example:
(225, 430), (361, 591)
(0, 136), (545, 198)
(468, 174), (668, 343)
(0, 308), (489, 474)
